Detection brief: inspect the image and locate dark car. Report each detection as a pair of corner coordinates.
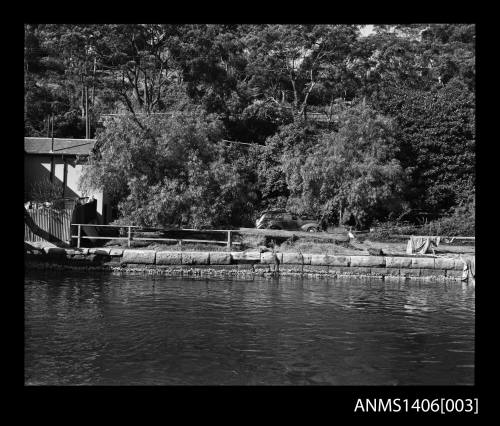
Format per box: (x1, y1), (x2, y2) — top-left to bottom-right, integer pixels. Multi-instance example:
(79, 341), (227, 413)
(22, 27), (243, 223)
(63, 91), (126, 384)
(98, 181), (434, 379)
(395, 209), (443, 225)
(255, 209), (321, 232)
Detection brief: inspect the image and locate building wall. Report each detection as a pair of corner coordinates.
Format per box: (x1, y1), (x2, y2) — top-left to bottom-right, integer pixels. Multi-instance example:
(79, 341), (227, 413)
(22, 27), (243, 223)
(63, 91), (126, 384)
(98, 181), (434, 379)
(25, 154), (111, 224)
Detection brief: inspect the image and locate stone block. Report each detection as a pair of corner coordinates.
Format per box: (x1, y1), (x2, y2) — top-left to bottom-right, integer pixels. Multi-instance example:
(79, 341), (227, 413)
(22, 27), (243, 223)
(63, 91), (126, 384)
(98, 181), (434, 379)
(103, 257), (120, 265)
(93, 253), (112, 262)
(310, 254), (329, 266)
(109, 248), (123, 256)
(379, 268), (401, 276)
(156, 251), (182, 265)
(280, 265), (303, 274)
(446, 270), (463, 278)
(434, 257), (457, 270)
(231, 251), (261, 264)
(83, 254), (98, 263)
(311, 254), (350, 266)
(260, 252), (278, 264)
(274, 252), (283, 264)
(350, 256), (385, 267)
(71, 254), (87, 261)
(420, 268), (446, 278)
(327, 266), (342, 275)
(302, 253), (312, 265)
(181, 251), (209, 265)
(183, 265), (213, 270)
(89, 248), (112, 255)
(303, 265), (329, 274)
(328, 255), (350, 267)
(399, 268), (421, 278)
(349, 267), (372, 275)
(237, 264), (254, 270)
(411, 257), (436, 269)
(385, 256), (412, 269)
(281, 252), (303, 265)
(254, 264), (270, 273)
(209, 252), (232, 265)
(334, 266), (356, 275)
(452, 258), (468, 271)
(370, 267), (389, 276)
(42, 247), (66, 256)
(121, 249), (156, 264)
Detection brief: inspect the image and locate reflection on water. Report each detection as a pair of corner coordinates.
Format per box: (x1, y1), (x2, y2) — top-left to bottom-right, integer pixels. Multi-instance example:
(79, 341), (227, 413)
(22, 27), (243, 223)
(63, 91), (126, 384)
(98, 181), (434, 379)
(24, 271), (475, 385)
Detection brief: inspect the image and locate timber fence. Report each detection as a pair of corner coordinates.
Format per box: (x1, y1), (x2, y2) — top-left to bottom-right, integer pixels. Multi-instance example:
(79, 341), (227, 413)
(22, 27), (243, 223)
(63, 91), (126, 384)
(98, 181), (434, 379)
(25, 208), (73, 243)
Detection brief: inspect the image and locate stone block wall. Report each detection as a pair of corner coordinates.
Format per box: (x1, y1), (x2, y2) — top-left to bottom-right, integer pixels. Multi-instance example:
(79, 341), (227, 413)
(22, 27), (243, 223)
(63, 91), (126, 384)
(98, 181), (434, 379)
(25, 248), (472, 282)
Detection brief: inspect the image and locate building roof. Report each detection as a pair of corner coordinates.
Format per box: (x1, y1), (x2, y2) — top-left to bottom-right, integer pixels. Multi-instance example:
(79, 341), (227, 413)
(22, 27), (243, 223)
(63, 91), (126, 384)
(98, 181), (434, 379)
(24, 137), (96, 156)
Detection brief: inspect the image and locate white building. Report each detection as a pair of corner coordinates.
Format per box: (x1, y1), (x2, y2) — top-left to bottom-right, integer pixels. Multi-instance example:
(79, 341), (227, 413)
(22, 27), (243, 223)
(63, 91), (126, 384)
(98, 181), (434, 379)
(24, 137), (111, 224)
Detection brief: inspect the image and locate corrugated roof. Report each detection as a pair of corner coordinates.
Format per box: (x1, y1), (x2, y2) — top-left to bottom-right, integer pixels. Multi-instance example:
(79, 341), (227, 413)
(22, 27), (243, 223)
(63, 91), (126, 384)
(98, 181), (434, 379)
(24, 137), (96, 155)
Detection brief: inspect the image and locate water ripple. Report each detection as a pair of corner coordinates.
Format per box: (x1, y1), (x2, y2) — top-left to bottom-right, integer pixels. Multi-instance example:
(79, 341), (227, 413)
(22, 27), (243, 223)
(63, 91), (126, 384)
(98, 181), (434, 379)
(25, 271), (475, 385)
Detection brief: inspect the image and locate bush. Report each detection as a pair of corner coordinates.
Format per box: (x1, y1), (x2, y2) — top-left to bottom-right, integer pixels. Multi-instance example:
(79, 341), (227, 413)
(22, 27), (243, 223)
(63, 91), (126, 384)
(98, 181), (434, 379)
(25, 178), (62, 203)
(421, 210), (475, 236)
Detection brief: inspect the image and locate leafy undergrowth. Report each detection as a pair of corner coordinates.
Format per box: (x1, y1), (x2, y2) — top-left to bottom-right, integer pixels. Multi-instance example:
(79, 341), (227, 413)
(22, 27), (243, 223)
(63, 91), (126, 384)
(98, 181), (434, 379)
(366, 215), (475, 242)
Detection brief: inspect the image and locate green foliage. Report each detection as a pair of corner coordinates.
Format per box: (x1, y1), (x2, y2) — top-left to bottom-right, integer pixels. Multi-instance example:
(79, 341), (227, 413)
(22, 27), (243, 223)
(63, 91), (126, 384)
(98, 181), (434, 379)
(281, 102), (405, 228)
(26, 24), (475, 230)
(420, 199), (475, 236)
(258, 121), (319, 209)
(81, 93), (259, 228)
(26, 178), (63, 203)
(375, 78), (475, 212)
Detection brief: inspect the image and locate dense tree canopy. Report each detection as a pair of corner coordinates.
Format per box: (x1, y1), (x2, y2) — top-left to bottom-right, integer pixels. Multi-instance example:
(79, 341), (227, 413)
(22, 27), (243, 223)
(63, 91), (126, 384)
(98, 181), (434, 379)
(25, 24), (475, 230)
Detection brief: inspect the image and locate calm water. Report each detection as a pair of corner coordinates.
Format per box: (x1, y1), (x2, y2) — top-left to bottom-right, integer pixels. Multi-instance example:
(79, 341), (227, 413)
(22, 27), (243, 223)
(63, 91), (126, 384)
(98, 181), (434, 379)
(24, 271), (475, 385)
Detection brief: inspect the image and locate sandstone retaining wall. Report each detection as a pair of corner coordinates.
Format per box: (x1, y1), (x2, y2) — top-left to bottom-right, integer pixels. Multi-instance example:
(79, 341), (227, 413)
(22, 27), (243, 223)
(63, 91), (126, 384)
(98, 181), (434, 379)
(25, 248), (471, 281)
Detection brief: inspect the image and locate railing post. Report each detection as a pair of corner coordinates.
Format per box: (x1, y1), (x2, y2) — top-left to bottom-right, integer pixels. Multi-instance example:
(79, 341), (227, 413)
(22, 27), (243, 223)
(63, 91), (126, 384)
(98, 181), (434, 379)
(127, 226), (131, 248)
(77, 224), (81, 249)
(227, 230), (232, 251)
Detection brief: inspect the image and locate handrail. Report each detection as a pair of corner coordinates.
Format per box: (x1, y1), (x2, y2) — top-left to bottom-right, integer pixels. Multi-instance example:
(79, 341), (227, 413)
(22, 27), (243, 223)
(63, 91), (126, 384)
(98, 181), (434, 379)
(72, 223), (141, 228)
(397, 235), (475, 240)
(71, 223), (237, 250)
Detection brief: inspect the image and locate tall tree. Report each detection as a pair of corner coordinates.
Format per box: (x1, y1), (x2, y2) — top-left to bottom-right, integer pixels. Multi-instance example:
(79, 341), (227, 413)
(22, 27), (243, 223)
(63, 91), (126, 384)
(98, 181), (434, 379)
(282, 102), (405, 227)
(242, 25), (359, 121)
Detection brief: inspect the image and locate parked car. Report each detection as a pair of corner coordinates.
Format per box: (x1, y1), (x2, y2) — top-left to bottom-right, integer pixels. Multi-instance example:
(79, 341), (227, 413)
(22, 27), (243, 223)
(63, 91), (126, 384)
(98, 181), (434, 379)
(255, 209), (321, 232)
(395, 209), (443, 225)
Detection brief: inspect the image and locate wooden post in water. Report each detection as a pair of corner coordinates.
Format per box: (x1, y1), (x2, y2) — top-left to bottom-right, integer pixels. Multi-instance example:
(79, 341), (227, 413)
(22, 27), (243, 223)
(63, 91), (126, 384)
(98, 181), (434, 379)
(227, 230), (232, 251)
(77, 224), (81, 249)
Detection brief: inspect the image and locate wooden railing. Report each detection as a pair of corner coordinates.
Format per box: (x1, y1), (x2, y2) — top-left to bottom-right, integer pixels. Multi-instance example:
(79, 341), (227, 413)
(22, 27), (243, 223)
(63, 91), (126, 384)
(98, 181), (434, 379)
(394, 235), (475, 241)
(71, 224), (240, 250)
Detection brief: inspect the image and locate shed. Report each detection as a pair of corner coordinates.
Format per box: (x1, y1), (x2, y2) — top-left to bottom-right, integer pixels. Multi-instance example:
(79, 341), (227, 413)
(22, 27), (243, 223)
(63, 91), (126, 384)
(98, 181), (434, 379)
(24, 137), (111, 224)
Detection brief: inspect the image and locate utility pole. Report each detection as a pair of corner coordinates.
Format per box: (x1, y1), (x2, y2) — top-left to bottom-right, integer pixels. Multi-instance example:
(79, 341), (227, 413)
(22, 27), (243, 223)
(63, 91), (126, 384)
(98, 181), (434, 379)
(50, 114), (54, 183)
(51, 115), (54, 151)
(92, 56), (96, 106)
(85, 85), (89, 139)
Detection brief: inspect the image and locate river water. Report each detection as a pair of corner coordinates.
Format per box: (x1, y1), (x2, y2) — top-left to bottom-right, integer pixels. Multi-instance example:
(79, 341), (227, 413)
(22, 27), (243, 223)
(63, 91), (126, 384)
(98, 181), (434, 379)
(24, 271), (475, 385)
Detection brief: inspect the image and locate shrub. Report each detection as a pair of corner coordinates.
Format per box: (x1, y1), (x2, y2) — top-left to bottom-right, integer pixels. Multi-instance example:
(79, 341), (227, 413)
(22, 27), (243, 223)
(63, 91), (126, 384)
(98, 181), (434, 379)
(25, 177), (62, 203)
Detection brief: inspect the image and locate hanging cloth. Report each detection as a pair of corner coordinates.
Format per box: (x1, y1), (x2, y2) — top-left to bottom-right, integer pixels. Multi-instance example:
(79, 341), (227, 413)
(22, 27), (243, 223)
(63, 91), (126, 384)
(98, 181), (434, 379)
(461, 256), (475, 281)
(406, 236), (441, 254)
